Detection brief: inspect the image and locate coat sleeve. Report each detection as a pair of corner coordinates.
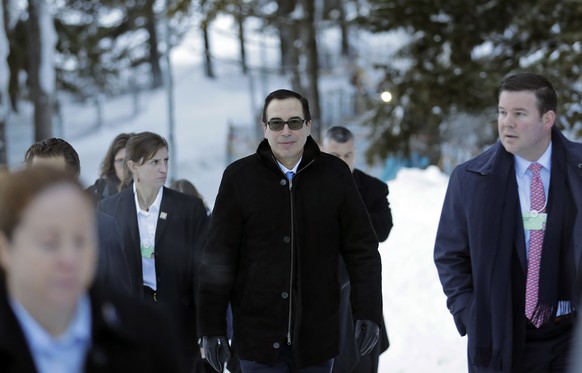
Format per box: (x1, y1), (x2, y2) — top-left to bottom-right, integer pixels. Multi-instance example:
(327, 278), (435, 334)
(338, 171), (383, 326)
(197, 168), (241, 337)
(191, 197), (209, 305)
(433, 167), (474, 336)
(96, 211), (133, 296)
(367, 182), (393, 243)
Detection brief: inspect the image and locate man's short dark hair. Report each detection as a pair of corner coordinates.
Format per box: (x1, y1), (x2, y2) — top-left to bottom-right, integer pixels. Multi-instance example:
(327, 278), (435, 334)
(325, 126), (354, 144)
(262, 89), (311, 124)
(499, 72), (557, 115)
(24, 138), (81, 176)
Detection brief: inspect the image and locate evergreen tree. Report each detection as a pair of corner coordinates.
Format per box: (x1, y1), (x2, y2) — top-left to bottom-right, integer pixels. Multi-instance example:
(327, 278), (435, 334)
(359, 0), (582, 165)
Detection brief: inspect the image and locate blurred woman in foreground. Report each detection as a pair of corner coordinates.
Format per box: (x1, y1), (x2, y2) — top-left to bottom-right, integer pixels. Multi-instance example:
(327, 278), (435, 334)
(0, 167), (184, 373)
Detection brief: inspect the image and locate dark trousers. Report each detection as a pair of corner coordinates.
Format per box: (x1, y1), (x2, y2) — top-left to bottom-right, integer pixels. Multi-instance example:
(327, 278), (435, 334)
(350, 341), (381, 373)
(514, 314), (575, 373)
(240, 345), (333, 373)
(143, 286), (213, 373)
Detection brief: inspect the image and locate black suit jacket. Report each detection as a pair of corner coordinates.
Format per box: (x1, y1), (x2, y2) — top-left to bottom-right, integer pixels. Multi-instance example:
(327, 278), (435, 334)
(97, 186), (208, 352)
(95, 211), (131, 295)
(0, 286), (186, 373)
(352, 169), (393, 243)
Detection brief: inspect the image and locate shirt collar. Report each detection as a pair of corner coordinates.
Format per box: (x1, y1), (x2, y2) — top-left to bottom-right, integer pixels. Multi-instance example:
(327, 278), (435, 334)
(514, 142), (552, 177)
(133, 183), (164, 215)
(277, 157), (302, 175)
(9, 294), (92, 352)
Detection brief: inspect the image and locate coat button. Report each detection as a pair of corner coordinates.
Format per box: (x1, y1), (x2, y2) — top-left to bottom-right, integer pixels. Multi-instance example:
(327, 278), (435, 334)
(280, 179), (287, 186)
(273, 342), (280, 349)
(281, 292), (289, 299)
(283, 236), (291, 243)
(91, 348), (108, 365)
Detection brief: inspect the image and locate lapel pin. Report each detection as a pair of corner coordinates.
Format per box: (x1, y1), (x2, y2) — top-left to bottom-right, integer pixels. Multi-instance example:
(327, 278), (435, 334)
(160, 212), (167, 220)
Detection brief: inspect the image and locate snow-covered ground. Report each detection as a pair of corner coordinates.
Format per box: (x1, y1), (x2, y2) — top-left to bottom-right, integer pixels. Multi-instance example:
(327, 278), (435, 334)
(5, 16), (468, 372)
(379, 167), (466, 372)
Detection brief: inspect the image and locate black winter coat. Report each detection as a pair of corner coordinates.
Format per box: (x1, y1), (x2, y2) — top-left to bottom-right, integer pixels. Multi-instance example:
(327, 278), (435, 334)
(197, 136), (383, 368)
(434, 129), (582, 372)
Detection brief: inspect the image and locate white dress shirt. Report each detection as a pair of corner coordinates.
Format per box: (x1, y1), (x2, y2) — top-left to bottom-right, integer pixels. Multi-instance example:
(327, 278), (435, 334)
(277, 157), (301, 176)
(514, 143), (551, 258)
(514, 142), (570, 315)
(134, 183), (164, 290)
(10, 294), (92, 373)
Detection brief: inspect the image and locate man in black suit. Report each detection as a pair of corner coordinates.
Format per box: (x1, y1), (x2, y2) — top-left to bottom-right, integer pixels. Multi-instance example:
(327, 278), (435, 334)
(322, 126), (393, 242)
(24, 138), (132, 295)
(323, 126), (392, 373)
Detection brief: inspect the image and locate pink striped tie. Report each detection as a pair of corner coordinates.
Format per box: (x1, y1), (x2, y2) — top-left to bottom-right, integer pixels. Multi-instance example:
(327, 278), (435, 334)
(524, 162), (547, 328)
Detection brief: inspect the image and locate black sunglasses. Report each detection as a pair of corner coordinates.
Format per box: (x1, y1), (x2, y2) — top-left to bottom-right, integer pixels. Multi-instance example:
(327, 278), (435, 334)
(266, 118), (306, 131)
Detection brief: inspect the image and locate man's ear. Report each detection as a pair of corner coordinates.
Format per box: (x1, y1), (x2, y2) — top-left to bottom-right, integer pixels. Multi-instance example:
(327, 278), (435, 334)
(543, 110), (556, 130)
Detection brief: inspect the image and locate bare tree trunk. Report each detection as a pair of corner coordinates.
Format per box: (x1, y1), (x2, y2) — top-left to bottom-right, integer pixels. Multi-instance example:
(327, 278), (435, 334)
(202, 20), (214, 78)
(276, 0), (295, 75)
(27, 0), (55, 141)
(338, 0), (350, 56)
(289, 24), (301, 93)
(236, 3), (247, 75)
(145, 0), (163, 88)
(7, 18), (26, 113)
(300, 0), (321, 142)
(0, 0), (10, 167)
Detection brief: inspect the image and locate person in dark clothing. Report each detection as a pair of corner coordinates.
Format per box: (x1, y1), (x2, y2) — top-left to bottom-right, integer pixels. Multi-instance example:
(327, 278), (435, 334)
(97, 131), (210, 373)
(87, 132), (134, 204)
(170, 179), (211, 216)
(434, 72), (582, 372)
(322, 126), (393, 242)
(0, 167), (185, 373)
(23, 138), (132, 295)
(198, 89), (383, 373)
(323, 126), (392, 373)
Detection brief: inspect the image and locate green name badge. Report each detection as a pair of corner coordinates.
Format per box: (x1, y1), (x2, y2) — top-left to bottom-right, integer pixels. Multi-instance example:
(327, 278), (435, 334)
(523, 211), (547, 231)
(141, 244), (155, 259)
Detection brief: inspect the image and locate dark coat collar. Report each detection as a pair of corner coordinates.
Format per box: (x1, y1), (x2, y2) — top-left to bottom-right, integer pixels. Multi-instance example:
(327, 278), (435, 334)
(465, 127), (582, 176)
(256, 136), (321, 173)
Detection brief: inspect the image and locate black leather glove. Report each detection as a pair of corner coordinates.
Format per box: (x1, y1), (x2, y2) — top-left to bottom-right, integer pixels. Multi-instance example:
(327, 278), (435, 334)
(201, 336), (232, 372)
(354, 319), (380, 356)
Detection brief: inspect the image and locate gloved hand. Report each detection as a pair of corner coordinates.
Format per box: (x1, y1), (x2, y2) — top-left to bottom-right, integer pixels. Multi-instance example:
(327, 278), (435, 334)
(354, 319), (380, 356)
(201, 336), (232, 372)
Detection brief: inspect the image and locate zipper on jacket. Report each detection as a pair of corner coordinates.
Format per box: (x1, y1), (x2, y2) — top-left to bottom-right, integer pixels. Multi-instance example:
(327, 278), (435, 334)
(287, 177), (294, 346)
(277, 159), (313, 346)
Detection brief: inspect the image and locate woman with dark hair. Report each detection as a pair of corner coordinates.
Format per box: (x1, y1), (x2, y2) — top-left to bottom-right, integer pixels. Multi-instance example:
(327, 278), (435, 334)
(97, 131), (210, 373)
(87, 133), (133, 203)
(0, 167), (185, 373)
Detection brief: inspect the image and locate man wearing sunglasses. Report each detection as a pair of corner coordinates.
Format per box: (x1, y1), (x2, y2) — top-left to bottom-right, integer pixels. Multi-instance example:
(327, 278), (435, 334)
(198, 89), (383, 373)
